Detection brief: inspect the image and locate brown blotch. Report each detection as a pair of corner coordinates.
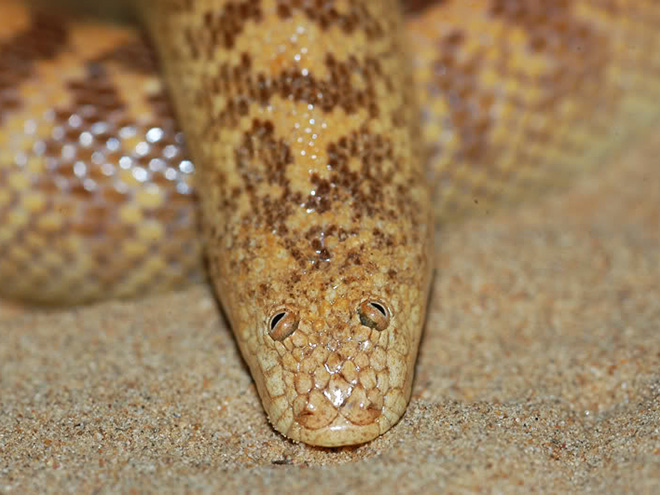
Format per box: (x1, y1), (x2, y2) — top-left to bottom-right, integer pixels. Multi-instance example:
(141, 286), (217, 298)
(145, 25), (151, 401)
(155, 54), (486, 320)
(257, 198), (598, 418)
(97, 38), (159, 75)
(185, 0), (263, 58)
(0, 11), (67, 122)
(204, 53), (387, 133)
(228, 119), (295, 234)
(276, 0), (384, 39)
(489, 0), (609, 111)
(404, 0), (447, 15)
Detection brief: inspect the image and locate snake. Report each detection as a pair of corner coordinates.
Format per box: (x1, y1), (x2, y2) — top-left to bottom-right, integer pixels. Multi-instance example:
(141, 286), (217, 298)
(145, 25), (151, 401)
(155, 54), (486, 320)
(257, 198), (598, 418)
(2, 0), (660, 447)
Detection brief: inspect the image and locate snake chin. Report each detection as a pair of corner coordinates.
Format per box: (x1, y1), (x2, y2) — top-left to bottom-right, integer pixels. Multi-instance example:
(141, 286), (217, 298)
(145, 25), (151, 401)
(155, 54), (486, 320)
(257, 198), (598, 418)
(244, 295), (418, 447)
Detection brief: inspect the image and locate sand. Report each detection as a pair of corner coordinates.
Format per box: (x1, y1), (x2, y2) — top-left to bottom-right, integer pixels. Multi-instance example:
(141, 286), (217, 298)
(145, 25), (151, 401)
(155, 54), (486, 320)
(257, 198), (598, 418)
(1, 129), (659, 494)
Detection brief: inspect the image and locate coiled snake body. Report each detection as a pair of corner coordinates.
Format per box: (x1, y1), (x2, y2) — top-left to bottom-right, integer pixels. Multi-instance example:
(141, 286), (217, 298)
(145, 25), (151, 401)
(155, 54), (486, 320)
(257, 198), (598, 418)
(2, 0), (660, 446)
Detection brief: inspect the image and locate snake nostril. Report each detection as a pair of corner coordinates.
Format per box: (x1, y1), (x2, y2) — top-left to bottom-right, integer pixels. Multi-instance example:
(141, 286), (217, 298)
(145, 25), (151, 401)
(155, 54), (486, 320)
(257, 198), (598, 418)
(268, 310), (299, 341)
(357, 300), (390, 331)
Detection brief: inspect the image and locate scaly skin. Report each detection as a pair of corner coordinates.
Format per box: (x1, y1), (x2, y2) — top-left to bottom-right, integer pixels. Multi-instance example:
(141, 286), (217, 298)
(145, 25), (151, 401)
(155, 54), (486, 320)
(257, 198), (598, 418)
(2, 0), (660, 446)
(0, 1), (203, 303)
(138, 0), (434, 446)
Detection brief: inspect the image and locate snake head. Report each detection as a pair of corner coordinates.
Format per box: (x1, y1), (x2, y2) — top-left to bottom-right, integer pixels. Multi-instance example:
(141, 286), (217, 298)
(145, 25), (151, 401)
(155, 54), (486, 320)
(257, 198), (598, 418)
(226, 245), (432, 447)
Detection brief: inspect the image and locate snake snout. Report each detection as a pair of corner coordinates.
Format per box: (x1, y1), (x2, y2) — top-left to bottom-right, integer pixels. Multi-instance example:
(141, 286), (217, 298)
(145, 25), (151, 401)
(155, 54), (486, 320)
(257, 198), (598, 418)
(281, 300), (413, 445)
(254, 294), (416, 446)
(287, 362), (387, 447)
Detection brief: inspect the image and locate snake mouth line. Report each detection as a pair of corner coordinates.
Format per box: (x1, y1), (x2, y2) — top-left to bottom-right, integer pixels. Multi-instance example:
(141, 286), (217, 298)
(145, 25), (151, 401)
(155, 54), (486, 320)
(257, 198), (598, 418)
(286, 396), (410, 447)
(288, 411), (385, 447)
(274, 383), (410, 447)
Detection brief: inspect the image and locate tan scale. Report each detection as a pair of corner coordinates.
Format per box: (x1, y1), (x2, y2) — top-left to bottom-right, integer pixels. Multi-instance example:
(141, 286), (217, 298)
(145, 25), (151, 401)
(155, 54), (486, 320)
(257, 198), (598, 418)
(2, 0), (660, 446)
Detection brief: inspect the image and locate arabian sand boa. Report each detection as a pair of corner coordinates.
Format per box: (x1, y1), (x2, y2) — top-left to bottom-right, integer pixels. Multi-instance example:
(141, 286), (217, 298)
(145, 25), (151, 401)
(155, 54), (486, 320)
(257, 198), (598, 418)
(1, 0), (660, 446)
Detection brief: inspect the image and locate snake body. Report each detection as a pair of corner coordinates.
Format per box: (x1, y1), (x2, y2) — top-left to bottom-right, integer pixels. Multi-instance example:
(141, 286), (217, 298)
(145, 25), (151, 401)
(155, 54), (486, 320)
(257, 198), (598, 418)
(2, 0), (660, 447)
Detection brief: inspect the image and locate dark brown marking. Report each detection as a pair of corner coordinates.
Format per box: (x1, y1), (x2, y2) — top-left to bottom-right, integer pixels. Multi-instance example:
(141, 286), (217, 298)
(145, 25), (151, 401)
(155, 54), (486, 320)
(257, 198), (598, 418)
(403, 0), (447, 15)
(0, 11), (68, 122)
(97, 38), (160, 75)
(202, 53), (387, 136)
(276, 0), (384, 39)
(184, 0), (263, 58)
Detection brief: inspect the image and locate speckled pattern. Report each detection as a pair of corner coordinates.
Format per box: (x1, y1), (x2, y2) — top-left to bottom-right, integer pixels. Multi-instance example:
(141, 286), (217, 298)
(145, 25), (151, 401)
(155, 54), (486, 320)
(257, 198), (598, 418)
(410, 0), (660, 222)
(1, 0), (660, 447)
(139, 0), (434, 446)
(0, 2), (202, 304)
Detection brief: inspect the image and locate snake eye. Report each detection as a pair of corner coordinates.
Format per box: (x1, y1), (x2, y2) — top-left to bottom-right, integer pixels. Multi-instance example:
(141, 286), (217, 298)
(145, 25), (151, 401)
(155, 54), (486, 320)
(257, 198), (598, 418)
(358, 300), (390, 331)
(268, 310), (299, 341)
